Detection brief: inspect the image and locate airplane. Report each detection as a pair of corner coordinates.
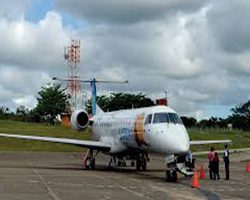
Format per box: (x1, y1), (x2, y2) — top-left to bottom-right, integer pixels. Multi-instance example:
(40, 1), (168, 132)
(0, 105), (231, 182)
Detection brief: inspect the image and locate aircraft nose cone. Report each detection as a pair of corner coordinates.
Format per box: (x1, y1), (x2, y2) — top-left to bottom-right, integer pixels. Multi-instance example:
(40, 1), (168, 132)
(174, 143), (189, 154)
(175, 140), (189, 154)
(173, 129), (190, 154)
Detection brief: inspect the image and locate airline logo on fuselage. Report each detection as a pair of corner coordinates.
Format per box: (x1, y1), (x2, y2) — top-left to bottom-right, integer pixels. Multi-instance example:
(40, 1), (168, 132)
(134, 114), (148, 146)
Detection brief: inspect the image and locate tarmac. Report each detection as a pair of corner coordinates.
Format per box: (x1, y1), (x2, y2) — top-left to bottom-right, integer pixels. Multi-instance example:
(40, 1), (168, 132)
(0, 151), (249, 200)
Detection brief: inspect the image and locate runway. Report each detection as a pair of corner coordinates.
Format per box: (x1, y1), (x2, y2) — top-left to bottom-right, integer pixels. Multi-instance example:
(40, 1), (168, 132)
(0, 151), (249, 200)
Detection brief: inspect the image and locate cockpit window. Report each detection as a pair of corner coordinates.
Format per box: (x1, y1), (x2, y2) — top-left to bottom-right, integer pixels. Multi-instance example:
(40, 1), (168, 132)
(153, 113), (170, 123)
(144, 114), (152, 125)
(168, 113), (183, 124)
(152, 112), (183, 124)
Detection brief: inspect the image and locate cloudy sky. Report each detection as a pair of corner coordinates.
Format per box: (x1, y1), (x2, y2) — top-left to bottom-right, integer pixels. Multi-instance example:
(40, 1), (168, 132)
(0, 0), (249, 119)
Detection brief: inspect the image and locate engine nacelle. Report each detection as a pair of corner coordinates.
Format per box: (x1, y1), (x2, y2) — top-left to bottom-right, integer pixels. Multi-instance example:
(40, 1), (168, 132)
(71, 110), (89, 131)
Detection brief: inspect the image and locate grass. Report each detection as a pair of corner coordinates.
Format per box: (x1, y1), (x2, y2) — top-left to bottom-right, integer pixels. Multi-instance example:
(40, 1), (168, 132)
(0, 120), (91, 152)
(188, 128), (250, 152)
(0, 120), (249, 152)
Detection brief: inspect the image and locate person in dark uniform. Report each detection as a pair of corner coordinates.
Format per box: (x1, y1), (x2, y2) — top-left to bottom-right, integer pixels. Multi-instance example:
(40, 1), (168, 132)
(223, 144), (230, 180)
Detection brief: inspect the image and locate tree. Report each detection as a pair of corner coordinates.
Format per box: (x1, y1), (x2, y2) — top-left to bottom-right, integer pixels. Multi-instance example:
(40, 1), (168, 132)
(86, 95), (111, 113)
(0, 106), (9, 115)
(35, 83), (69, 124)
(180, 116), (197, 127)
(0, 106), (11, 120)
(15, 105), (29, 121)
(16, 105), (29, 116)
(228, 100), (250, 130)
(108, 93), (154, 111)
(87, 92), (155, 113)
(231, 100), (250, 118)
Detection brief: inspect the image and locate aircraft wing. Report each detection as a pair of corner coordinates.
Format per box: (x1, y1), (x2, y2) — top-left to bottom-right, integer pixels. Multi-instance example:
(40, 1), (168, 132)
(193, 147), (250, 156)
(190, 139), (232, 145)
(0, 133), (111, 151)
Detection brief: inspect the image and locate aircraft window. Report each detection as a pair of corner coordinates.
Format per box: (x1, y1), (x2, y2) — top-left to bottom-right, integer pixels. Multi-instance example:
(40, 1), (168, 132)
(153, 113), (169, 123)
(144, 114), (152, 125)
(168, 113), (183, 124)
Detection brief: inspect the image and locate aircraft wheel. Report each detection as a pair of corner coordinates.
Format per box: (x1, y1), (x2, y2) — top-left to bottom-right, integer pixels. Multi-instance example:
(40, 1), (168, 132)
(122, 161), (126, 167)
(90, 159), (95, 170)
(142, 158), (147, 171)
(84, 158), (90, 170)
(136, 159), (141, 171)
(172, 170), (177, 182)
(166, 169), (177, 182)
(117, 160), (122, 167)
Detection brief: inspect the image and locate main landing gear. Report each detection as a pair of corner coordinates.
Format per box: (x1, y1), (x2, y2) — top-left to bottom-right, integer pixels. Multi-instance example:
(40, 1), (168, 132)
(136, 153), (149, 171)
(117, 160), (126, 167)
(83, 149), (99, 170)
(106, 152), (149, 171)
(83, 150), (150, 171)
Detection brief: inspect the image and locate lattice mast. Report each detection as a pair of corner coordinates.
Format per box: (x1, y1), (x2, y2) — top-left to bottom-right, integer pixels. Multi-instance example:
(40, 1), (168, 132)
(64, 40), (82, 112)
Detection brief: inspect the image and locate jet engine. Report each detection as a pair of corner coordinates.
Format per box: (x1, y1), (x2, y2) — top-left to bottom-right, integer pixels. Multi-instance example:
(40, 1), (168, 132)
(71, 110), (90, 131)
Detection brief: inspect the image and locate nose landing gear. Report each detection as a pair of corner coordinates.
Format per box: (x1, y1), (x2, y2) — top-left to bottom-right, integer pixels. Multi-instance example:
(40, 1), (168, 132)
(166, 163), (178, 182)
(165, 154), (195, 182)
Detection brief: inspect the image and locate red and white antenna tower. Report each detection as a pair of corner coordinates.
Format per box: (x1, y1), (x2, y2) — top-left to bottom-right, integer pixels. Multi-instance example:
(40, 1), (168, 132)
(64, 40), (82, 112)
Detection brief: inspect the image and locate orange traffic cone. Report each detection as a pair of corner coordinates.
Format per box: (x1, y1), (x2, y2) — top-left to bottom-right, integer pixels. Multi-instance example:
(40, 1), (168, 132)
(192, 171), (199, 188)
(246, 162), (250, 173)
(200, 164), (205, 179)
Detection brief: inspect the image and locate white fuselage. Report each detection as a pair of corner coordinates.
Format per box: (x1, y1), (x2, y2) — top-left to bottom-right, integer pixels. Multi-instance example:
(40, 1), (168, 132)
(92, 105), (190, 155)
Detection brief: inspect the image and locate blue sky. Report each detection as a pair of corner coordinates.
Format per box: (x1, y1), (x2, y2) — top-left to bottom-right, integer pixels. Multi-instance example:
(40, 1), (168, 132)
(24, 0), (82, 28)
(25, 0), (54, 23)
(203, 105), (232, 119)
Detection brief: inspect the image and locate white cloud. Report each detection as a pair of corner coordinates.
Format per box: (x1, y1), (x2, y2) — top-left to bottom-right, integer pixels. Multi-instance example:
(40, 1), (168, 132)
(0, 11), (74, 110)
(13, 95), (36, 109)
(0, 11), (72, 71)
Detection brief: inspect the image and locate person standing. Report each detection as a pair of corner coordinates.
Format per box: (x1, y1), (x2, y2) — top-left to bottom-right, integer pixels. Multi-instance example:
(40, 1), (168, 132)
(185, 151), (192, 167)
(223, 144), (230, 180)
(208, 147), (215, 179)
(185, 150), (195, 170)
(212, 152), (220, 180)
